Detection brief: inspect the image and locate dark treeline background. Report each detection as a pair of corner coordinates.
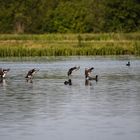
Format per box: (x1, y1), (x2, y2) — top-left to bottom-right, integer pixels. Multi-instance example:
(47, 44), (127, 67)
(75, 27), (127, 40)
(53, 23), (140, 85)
(0, 0), (140, 34)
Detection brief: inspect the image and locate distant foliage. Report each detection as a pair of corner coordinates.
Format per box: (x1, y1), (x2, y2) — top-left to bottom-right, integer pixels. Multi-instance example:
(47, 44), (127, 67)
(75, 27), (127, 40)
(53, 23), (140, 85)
(103, 0), (140, 32)
(0, 0), (140, 33)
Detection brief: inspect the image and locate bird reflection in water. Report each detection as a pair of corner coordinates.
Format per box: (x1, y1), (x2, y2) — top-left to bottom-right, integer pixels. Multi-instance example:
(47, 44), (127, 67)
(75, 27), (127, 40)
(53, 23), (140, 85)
(85, 79), (92, 86)
(26, 78), (33, 83)
(0, 78), (7, 87)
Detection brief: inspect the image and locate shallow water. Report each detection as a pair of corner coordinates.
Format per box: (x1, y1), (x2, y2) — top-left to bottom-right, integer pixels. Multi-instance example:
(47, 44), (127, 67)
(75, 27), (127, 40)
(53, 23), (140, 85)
(0, 56), (140, 140)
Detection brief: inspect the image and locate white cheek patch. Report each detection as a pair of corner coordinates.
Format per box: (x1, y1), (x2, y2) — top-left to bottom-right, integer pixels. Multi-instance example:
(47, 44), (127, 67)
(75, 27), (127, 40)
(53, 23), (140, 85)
(3, 73), (6, 78)
(28, 75), (32, 78)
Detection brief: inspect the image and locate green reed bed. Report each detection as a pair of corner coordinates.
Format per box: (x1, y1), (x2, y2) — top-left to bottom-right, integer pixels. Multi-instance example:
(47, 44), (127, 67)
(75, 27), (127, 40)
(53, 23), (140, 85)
(0, 42), (139, 57)
(0, 33), (140, 57)
(0, 33), (140, 41)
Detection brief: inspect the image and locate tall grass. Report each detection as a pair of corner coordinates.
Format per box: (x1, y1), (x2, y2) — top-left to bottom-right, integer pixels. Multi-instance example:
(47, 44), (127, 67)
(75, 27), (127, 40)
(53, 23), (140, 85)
(0, 33), (140, 57)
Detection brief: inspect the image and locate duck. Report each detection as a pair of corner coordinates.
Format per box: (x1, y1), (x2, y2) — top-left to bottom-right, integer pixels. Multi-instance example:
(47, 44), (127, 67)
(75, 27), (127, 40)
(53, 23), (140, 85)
(67, 66), (80, 77)
(25, 68), (39, 79)
(0, 68), (10, 78)
(126, 61), (130, 66)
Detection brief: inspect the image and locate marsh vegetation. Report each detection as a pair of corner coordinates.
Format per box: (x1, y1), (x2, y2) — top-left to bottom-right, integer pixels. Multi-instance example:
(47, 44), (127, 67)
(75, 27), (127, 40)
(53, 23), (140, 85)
(0, 33), (140, 57)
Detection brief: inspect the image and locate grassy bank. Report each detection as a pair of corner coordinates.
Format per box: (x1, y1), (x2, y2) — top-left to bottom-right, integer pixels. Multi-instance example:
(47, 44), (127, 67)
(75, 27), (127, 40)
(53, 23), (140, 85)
(0, 33), (140, 57)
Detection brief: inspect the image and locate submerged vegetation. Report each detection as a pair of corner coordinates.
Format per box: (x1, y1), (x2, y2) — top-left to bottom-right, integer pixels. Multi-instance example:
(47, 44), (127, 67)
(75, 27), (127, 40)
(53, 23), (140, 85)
(0, 33), (140, 57)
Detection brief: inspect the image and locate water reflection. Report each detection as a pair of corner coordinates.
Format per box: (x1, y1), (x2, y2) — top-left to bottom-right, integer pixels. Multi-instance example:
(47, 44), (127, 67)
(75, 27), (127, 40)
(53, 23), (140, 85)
(0, 79), (7, 87)
(0, 78), (4, 84)
(85, 79), (92, 86)
(26, 78), (33, 83)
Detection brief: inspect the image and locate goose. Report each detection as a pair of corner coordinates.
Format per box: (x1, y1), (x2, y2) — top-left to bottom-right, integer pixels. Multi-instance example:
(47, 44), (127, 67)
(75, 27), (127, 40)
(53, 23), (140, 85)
(0, 68), (10, 78)
(64, 66), (80, 85)
(67, 66), (80, 77)
(85, 67), (94, 79)
(85, 67), (98, 81)
(25, 68), (39, 79)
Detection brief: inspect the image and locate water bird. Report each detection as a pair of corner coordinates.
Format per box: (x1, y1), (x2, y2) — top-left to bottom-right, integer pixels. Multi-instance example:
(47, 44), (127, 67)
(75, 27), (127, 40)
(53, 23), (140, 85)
(0, 68), (10, 78)
(85, 67), (98, 81)
(67, 66), (80, 77)
(126, 61), (130, 66)
(64, 79), (72, 85)
(25, 68), (39, 79)
(87, 75), (98, 81)
(85, 67), (94, 79)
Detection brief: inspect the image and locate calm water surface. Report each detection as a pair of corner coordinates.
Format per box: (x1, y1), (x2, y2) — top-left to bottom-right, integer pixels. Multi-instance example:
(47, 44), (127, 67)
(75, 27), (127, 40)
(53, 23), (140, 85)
(0, 56), (140, 140)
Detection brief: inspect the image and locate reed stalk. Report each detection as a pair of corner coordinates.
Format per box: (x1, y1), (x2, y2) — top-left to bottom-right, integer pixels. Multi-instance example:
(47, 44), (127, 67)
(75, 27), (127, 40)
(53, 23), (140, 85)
(0, 33), (139, 57)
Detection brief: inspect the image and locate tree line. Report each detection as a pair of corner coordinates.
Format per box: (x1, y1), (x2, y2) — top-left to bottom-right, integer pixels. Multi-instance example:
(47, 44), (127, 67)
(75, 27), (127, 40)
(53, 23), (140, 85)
(0, 0), (140, 33)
